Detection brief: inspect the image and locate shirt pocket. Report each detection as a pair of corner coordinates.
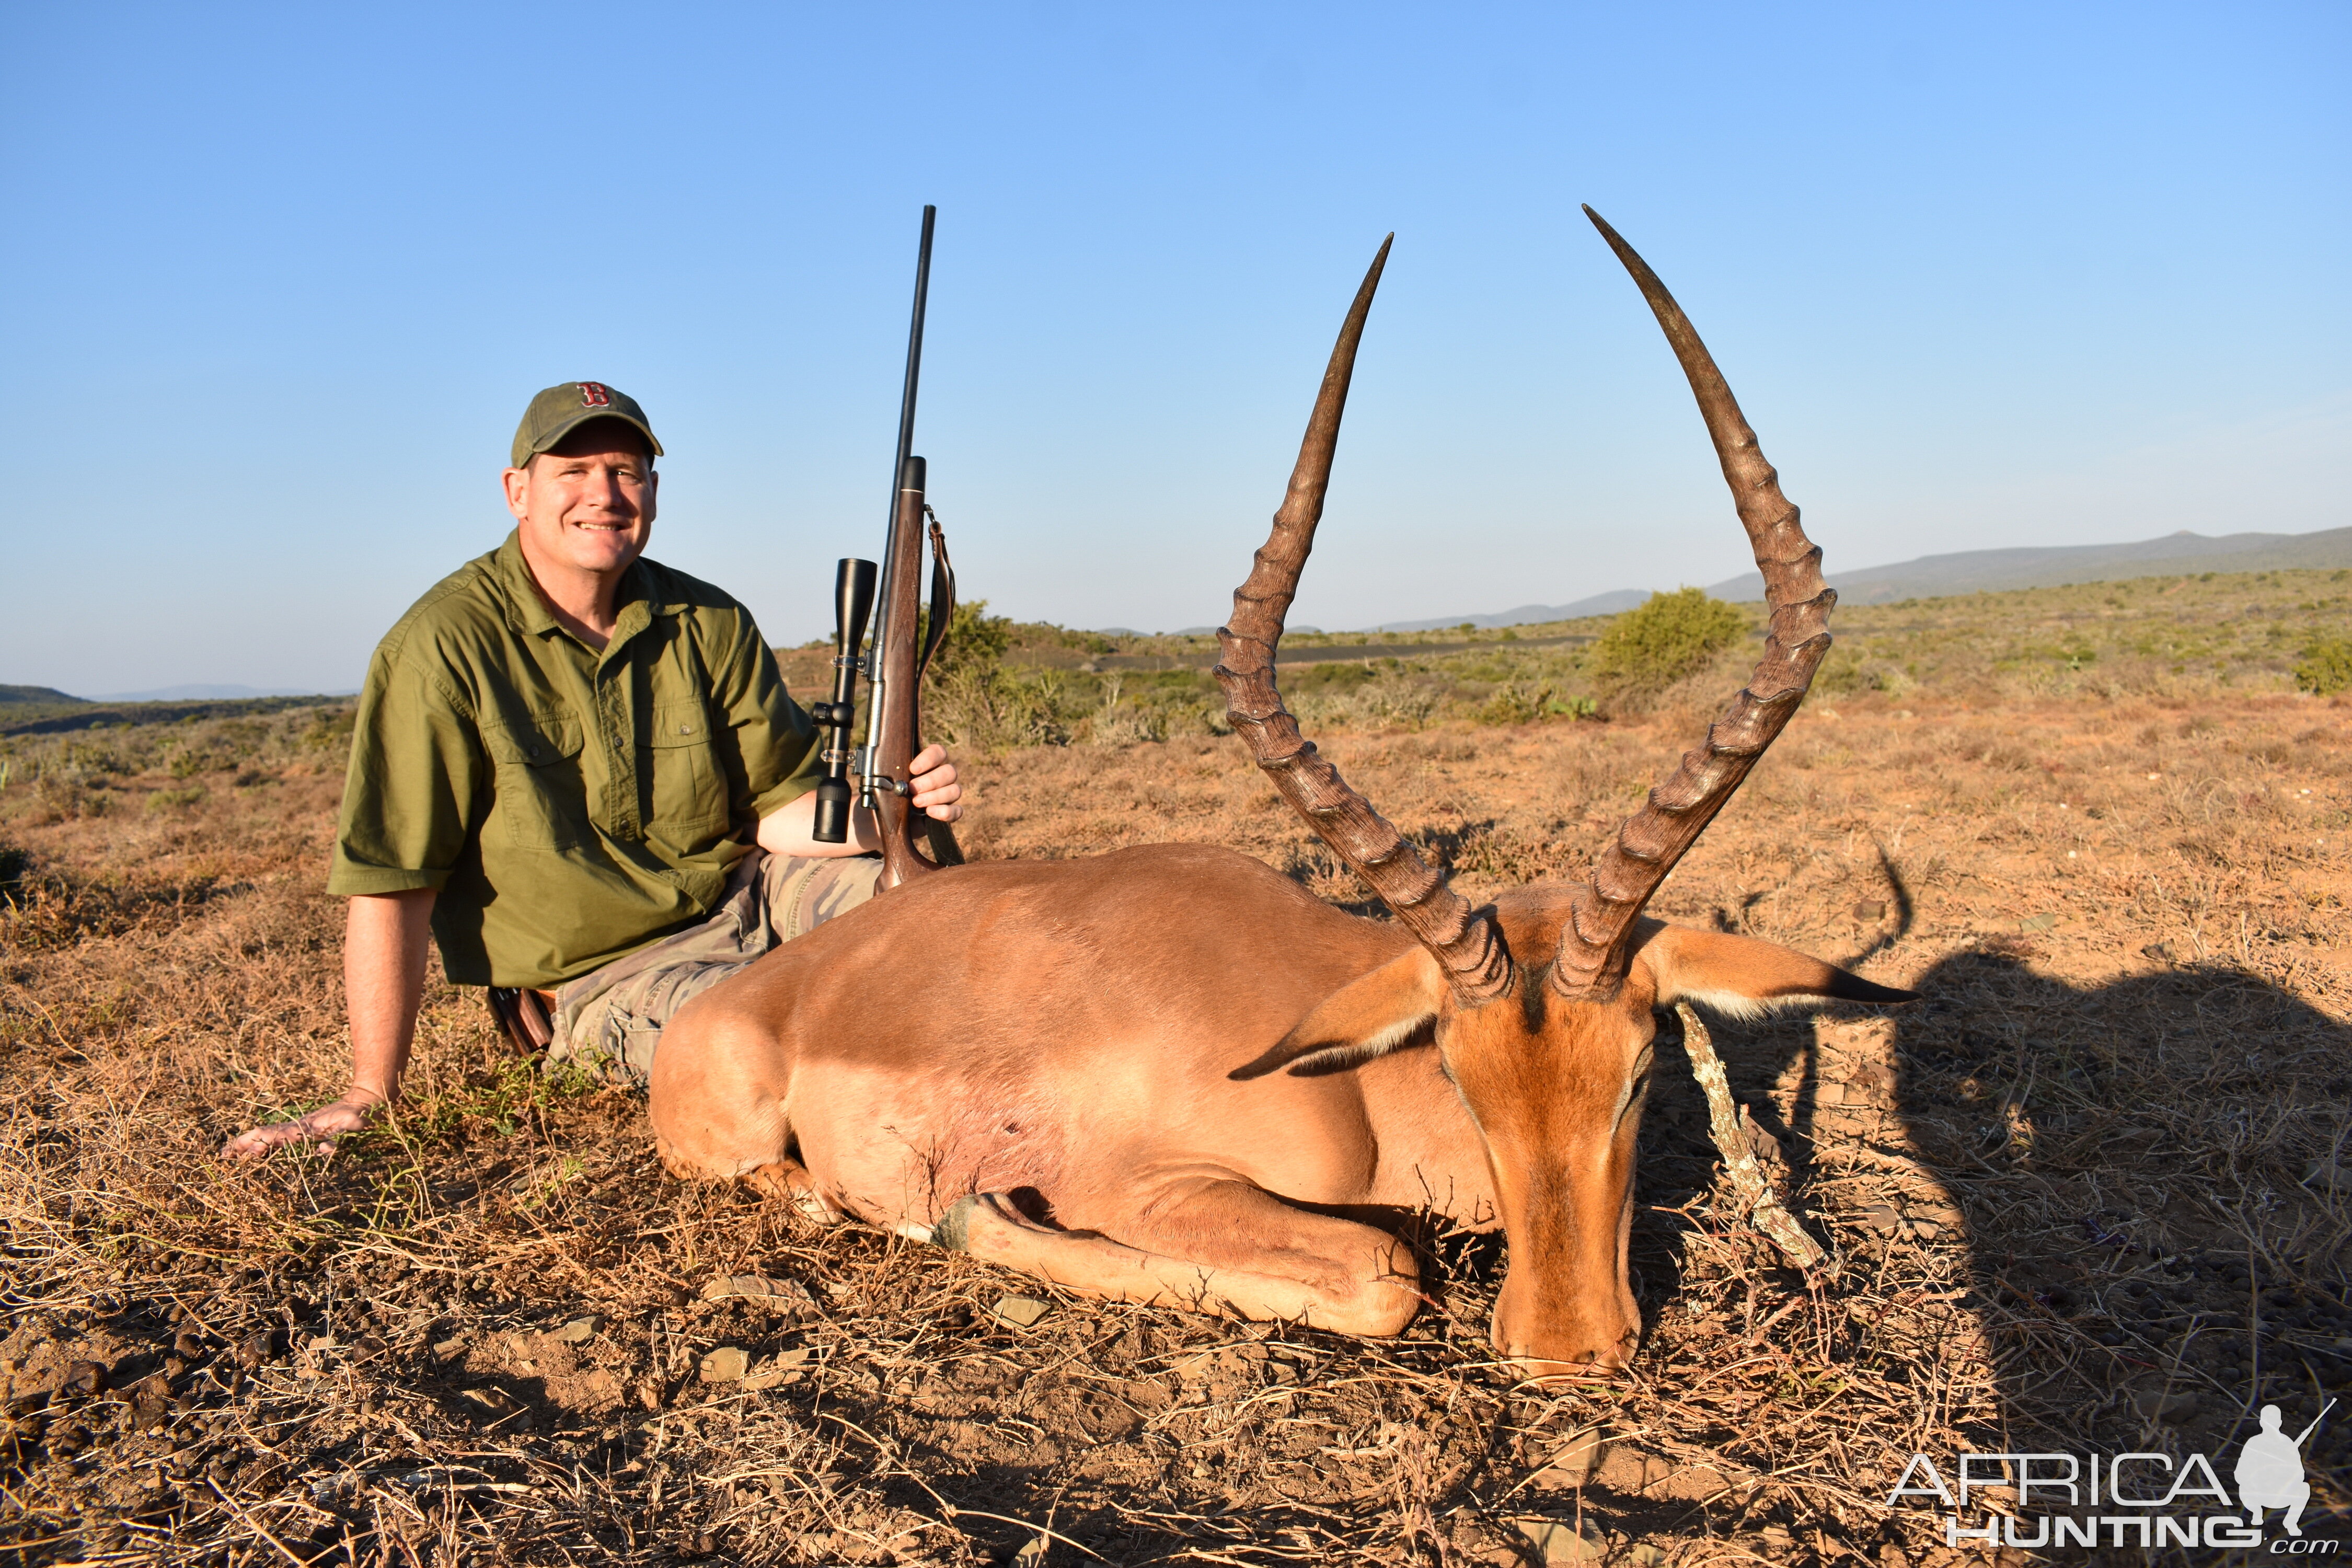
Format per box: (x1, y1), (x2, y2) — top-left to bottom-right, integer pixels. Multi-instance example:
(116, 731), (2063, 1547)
(484, 716), (589, 851)
(647, 701), (728, 850)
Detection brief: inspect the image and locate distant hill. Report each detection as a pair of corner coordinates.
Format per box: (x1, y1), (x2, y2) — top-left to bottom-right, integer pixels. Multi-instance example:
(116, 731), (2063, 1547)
(1, 691), (352, 738)
(0, 684), (85, 705)
(1334, 526), (2352, 631)
(89, 683), (350, 701)
(1705, 526), (2352, 605)
(1371, 590), (1650, 633)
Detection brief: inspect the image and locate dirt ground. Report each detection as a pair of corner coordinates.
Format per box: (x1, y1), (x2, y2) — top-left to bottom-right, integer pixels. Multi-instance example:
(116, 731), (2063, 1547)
(3, 672), (2348, 1565)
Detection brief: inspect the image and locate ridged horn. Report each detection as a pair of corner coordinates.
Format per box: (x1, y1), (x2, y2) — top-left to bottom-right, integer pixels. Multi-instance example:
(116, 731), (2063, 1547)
(1214, 236), (1513, 1006)
(1553, 206), (1837, 1002)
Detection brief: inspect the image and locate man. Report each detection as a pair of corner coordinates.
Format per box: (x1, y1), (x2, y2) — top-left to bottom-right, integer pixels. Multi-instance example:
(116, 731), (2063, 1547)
(2235, 1402), (2318, 1537)
(224, 382), (960, 1155)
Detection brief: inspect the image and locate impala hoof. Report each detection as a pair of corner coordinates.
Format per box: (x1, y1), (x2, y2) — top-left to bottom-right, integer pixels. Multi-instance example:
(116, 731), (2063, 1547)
(931, 1194), (982, 1252)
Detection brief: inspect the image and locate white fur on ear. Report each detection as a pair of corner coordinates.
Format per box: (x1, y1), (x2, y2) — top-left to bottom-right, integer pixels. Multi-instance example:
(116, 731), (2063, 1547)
(1668, 988), (1803, 1022)
(1278, 1008), (1437, 1076)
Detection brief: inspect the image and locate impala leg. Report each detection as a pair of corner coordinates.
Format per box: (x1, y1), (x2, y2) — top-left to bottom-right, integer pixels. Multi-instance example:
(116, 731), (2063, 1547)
(746, 1158), (844, 1225)
(937, 1181), (1420, 1337)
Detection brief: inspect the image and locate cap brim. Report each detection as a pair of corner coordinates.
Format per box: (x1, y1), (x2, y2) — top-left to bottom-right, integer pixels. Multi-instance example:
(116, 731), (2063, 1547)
(515, 411), (665, 467)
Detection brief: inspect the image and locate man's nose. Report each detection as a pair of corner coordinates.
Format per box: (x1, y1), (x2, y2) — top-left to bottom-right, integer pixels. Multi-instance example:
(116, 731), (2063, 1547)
(584, 469), (635, 513)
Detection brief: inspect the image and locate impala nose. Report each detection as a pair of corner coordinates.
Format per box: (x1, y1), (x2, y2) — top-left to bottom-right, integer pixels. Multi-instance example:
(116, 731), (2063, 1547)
(1498, 1331), (1639, 1383)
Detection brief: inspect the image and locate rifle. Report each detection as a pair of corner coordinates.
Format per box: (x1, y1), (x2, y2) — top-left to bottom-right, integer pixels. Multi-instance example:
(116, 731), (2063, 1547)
(808, 204), (963, 887)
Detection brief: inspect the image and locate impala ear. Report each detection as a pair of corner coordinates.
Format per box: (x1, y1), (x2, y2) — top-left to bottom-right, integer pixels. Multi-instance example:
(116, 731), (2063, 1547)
(1229, 947), (1447, 1081)
(1632, 923), (1916, 1018)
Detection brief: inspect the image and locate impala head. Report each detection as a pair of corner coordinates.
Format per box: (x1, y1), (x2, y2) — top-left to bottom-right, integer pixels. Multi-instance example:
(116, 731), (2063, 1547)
(1216, 211), (1914, 1380)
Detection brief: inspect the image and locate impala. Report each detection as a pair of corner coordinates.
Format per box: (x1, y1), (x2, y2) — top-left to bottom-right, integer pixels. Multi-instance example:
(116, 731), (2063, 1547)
(649, 209), (1911, 1376)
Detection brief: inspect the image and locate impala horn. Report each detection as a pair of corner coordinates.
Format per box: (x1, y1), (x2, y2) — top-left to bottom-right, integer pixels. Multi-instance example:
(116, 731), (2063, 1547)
(1552, 206), (1838, 1003)
(1214, 236), (1514, 1006)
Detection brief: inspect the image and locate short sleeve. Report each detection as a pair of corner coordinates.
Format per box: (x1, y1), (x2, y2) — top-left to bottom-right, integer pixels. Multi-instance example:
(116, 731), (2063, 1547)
(706, 605), (821, 825)
(327, 641), (487, 895)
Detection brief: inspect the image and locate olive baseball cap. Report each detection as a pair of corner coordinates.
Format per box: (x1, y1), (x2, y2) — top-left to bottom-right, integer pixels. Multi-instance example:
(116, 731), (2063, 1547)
(509, 381), (665, 469)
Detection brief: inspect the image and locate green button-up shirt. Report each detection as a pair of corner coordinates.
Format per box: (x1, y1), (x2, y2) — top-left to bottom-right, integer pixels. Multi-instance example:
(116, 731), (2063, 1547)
(328, 531), (822, 987)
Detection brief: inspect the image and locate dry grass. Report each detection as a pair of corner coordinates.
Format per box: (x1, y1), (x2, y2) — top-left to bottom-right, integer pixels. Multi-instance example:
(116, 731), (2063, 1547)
(4, 584), (2350, 1565)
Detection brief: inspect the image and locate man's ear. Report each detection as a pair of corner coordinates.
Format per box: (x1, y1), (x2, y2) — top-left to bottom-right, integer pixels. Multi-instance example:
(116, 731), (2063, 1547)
(1632, 923), (1916, 1018)
(1229, 947), (1446, 1081)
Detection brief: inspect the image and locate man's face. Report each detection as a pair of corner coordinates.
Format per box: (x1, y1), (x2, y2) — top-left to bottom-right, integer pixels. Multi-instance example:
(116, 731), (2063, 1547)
(502, 421), (657, 580)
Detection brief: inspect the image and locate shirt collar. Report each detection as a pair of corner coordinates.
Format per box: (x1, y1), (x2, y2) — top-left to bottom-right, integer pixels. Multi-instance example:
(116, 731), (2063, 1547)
(494, 529), (679, 643)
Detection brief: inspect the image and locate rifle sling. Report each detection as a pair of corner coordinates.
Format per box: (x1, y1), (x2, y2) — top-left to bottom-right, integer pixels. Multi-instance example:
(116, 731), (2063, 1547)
(917, 510), (956, 685)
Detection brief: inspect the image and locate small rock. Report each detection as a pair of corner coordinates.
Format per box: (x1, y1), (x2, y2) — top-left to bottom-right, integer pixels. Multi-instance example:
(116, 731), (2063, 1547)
(554, 1317), (597, 1344)
(1514, 1517), (1604, 1563)
(740, 1368), (803, 1393)
(1649, 1463), (1733, 1503)
(740, 1347), (812, 1392)
(1594, 1444), (1674, 1495)
(700, 1274), (787, 1304)
(430, 1336), (469, 1362)
(60, 1362), (108, 1398)
(1861, 1202), (1904, 1236)
(993, 1296), (1052, 1329)
(698, 1346), (751, 1383)
(1534, 1424), (1607, 1489)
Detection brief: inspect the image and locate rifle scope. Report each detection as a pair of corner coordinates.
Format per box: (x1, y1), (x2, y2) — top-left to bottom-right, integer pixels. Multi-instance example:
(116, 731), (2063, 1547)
(810, 556), (878, 844)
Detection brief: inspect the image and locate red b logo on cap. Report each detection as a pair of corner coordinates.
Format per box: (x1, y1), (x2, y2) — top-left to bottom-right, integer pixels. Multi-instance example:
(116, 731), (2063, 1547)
(579, 382), (612, 408)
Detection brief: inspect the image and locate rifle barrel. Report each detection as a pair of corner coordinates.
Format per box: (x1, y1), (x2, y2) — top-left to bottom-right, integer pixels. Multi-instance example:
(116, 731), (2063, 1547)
(894, 204), (936, 507)
(861, 204), (937, 808)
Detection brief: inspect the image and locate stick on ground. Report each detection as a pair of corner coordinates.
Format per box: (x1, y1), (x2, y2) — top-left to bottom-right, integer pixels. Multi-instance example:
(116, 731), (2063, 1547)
(1675, 1002), (1827, 1273)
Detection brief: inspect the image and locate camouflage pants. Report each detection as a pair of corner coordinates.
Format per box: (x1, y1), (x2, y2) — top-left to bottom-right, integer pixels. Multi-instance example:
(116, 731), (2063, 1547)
(544, 852), (884, 1088)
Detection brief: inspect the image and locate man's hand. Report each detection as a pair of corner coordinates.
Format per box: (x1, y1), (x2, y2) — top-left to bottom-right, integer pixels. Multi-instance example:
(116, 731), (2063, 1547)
(220, 1092), (381, 1158)
(760, 744), (964, 857)
(221, 888), (433, 1158)
(907, 743), (963, 823)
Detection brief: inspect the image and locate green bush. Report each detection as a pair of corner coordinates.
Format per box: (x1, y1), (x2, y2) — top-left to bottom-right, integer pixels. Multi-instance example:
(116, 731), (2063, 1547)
(2293, 634), (2352, 696)
(1473, 682), (1597, 726)
(1588, 589), (1748, 696)
(918, 599), (1013, 681)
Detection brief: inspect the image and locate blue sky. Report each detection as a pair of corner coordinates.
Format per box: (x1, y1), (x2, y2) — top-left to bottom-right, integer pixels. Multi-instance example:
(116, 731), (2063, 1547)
(3, 2), (2345, 694)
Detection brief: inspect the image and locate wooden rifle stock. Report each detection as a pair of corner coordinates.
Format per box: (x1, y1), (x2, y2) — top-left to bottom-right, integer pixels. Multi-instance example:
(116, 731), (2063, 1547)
(858, 205), (963, 889)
